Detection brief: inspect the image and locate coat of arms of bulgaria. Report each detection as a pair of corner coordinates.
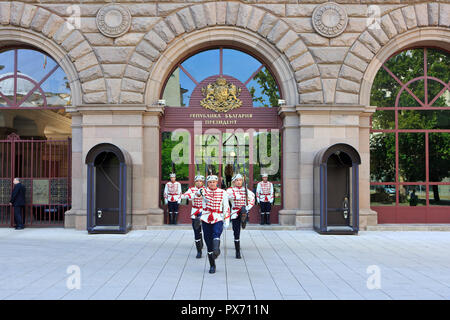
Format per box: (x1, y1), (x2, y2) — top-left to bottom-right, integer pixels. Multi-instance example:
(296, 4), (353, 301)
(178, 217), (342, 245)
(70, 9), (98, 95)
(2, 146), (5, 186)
(200, 77), (242, 113)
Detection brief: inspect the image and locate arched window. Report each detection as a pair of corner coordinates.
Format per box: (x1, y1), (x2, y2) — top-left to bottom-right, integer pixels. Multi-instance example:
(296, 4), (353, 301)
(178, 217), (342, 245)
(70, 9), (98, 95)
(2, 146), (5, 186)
(160, 47), (283, 225)
(0, 48), (71, 109)
(370, 47), (450, 223)
(161, 47), (281, 107)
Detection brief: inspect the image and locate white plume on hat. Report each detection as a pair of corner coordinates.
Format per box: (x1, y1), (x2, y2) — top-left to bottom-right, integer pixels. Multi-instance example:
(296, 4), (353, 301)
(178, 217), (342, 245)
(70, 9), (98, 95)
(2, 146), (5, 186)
(261, 173), (268, 178)
(169, 173), (176, 178)
(195, 175), (205, 181)
(232, 173), (243, 182)
(206, 175), (218, 182)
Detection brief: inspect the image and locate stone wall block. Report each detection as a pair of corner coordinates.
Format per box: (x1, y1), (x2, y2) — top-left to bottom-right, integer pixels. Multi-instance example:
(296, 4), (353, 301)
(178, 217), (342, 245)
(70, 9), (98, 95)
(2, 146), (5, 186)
(414, 3), (428, 27)
(236, 3), (253, 28)
(42, 14), (65, 38)
(440, 3), (450, 27)
(30, 7), (51, 33)
(380, 14), (398, 39)
(144, 30), (167, 52)
(267, 20), (289, 44)
(247, 7), (265, 32)
(124, 65), (150, 83)
(203, 2), (216, 26)
(226, 1), (239, 26)
(285, 39), (308, 61)
(10, 2), (24, 26)
(20, 4), (37, 28)
(359, 31), (380, 54)
(294, 64), (320, 83)
(153, 21), (175, 44)
(350, 41), (374, 63)
(165, 14), (185, 36)
(428, 3), (439, 26)
(276, 29), (299, 53)
(176, 7), (196, 33)
(401, 6), (417, 30)
(0, 2), (11, 25)
(190, 4), (207, 30)
(61, 30), (85, 52)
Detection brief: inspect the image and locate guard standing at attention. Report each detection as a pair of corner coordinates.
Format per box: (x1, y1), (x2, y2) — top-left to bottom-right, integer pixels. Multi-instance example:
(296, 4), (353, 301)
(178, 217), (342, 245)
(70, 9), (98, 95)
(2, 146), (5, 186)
(226, 173), (255, 259)
(164, 173), (182, 224)
(181, 175), (206, 258)
(197, 175), (230, 274)
(256, 173), (274, 225)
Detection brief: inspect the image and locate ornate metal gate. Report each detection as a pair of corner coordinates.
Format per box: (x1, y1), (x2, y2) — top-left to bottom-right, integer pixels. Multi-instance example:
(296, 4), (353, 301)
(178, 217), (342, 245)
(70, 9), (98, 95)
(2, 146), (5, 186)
(0, 133), (71, 227)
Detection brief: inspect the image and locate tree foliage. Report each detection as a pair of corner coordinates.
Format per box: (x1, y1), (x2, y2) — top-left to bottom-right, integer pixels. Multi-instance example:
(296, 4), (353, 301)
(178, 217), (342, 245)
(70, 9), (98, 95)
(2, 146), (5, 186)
(370, 48), (450, 203)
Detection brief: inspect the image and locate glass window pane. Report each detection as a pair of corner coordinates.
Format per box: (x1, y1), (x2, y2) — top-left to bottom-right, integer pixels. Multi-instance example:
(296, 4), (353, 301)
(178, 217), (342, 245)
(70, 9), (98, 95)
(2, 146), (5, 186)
(429, 185), (450, 206)
(398, 133), (425, 182)
(163, 67), (196, 107)
(161, 131), (190, 180)
(370, 66), (401, 107)
(371, 110), (395, 130)
(427, 48), (450, 84)
(253, 131), (281, 181)
(0, 49), (14, 74)
(370, 132), (395, 182)
(398, 110), (450, 130)
(384, 48), (424, 84)
(18, 49), (58, 83)
(223, 49), (261, 82)
(370, 185), (396, 206)
(246, 67), (280, 107)
(397, 80), (425, 107)
(429, 133), (450, 182)
(181, 49), (219, 82)
(398, 185), (426, 206)
(273, 183), (281, 206)
(428, 84), (449, 107)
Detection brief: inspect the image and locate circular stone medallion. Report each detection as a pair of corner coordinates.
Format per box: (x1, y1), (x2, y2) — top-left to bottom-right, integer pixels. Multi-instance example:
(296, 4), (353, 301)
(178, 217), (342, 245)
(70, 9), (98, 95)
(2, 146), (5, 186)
(96, 4), (131, 38)
(312, 2), (348, 38)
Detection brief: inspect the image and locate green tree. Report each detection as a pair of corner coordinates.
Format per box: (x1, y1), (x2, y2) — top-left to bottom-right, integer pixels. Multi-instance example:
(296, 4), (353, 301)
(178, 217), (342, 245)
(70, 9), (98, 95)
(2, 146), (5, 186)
(249, 68), (280, 107)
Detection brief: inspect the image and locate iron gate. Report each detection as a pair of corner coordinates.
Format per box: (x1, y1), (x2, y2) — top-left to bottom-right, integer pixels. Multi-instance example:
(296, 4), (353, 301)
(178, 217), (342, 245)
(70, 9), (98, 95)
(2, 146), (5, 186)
(0, 133), (71, 227)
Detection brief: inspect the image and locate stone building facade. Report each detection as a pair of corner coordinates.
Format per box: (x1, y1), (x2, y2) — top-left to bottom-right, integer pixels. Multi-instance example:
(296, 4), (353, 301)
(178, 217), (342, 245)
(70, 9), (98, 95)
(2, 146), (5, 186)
(0, 0), (448, 230)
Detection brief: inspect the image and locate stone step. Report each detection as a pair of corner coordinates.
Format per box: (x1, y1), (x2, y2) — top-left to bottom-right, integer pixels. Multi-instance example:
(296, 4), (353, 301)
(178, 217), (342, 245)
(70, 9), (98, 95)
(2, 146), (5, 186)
(146, 224), (296, 231)
(367, 224), (450, 231)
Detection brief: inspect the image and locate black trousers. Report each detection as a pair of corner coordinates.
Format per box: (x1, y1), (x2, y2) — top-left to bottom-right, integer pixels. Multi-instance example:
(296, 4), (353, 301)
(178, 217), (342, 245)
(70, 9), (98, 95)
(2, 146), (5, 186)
(191, 218), (202, 240)
(14, 206), (24, 228)
(168, 201), (179, 212)
(232, 215), (241, 240)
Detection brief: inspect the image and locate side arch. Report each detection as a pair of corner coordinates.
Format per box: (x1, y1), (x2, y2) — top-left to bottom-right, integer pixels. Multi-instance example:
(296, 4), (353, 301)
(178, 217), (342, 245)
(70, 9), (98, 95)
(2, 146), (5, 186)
(0, 2), (106, 105)
(120, 2), (323, 106)
(336, 2), (450, 106)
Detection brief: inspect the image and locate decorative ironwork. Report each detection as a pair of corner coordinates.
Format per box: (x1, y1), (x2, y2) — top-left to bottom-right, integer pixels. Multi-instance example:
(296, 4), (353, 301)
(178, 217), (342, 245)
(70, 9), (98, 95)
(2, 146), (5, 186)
(0, 179), (11, 205)
(33, 179), (49, 205)
(200, 77), (242, 113)
(50, 178), (68, 204)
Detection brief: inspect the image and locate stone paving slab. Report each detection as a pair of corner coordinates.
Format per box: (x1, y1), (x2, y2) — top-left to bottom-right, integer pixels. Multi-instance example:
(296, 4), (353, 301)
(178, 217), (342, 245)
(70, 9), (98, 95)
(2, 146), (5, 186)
(0, 228), (449, 300)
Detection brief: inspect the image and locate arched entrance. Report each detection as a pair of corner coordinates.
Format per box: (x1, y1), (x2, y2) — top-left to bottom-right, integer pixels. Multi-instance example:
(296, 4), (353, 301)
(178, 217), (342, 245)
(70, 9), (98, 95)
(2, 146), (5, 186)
(85, 143), (132, 233)
(0, 46), (72, 227)
(160, 47), (283, 224)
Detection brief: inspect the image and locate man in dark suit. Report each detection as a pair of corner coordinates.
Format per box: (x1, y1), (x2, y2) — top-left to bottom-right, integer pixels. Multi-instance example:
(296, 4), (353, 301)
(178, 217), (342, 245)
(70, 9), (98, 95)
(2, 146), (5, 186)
(9, 178), (26, 230)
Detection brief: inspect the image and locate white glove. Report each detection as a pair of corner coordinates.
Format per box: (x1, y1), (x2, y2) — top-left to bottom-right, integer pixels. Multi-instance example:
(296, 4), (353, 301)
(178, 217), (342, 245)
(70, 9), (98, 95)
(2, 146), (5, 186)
(224, 219), (230, 228)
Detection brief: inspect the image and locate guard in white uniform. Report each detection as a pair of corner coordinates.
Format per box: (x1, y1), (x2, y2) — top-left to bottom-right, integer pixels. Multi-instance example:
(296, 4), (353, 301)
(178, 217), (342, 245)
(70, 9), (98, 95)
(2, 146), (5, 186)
(197, 175), (230, 274)
(226, 174), (255, 259)
(256, 173), (274, 225)
(163, 173), (182, 224)
(181, 175), (205, 258)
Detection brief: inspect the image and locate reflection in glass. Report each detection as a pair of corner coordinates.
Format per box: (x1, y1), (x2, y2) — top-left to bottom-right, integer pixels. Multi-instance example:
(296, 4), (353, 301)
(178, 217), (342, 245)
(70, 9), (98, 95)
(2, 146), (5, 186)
(429, 185), (450, 206)
(370, 132), (395, 182)
(398, 133), (425, 182)
(371, 110), (395, 130)
(398, 185), (426, 206)
(161, 131), (189, 180)
(370, 185), (396, 206)
(429, 133), (450, 182)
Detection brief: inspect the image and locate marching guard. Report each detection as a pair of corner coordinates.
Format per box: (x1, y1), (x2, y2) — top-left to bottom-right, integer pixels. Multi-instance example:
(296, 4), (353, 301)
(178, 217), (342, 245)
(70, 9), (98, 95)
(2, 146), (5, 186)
(256, 173), (274, 225)
(197, 175), (230, 274)
(163, 173), (182, 225)
(181, 175), (206, 258)
(226, 174), (255, 259)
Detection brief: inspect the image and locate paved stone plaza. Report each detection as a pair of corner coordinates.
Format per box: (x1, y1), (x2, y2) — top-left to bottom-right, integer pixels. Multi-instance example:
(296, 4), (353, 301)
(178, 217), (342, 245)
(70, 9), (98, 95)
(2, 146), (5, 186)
(0, 228), (450, 300)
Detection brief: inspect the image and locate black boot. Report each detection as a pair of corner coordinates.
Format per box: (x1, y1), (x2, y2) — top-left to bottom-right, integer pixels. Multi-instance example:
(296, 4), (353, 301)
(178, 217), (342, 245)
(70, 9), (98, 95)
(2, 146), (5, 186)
(234, 240), (241, 259)
(195, 239), (202, 259)
(168, 212), (173, 224)
(260, 214), (265, 225)
(208, 252), (216, 274)
(212, 238), (221, 259)
(174, 212), (178, 225)
(266, 213), (271, 225)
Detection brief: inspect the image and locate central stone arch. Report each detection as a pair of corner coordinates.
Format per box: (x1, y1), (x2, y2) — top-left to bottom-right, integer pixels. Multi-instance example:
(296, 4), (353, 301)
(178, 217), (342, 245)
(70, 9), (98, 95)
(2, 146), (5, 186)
(120, 2), (323, 106)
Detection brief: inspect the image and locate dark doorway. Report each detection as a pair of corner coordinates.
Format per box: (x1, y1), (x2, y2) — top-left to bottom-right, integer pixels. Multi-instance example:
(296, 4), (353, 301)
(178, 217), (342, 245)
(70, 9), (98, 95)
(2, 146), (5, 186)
(326, 152), (352, 227)
(86, 143), (132, 233)
(94, 152), (120, 226)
